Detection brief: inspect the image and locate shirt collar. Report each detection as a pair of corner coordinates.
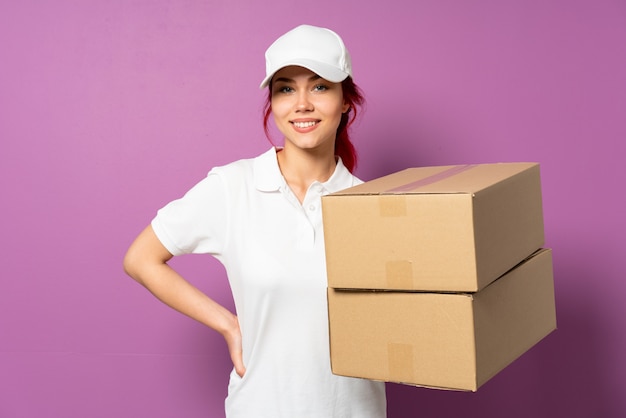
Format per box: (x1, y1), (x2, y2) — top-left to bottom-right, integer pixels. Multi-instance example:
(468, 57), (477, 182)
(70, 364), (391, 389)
(322, 156), (357, 194)
(253, 147), (357, 193)
(253, 147), (286, 192)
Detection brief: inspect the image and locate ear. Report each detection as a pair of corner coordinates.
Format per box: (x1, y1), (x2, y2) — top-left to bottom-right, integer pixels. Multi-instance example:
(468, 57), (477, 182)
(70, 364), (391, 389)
(342, 101), (350, 114)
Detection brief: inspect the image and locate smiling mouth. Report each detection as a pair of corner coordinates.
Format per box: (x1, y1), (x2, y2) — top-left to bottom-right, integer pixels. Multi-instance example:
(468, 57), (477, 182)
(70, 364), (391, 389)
(292, 121), (318, 128)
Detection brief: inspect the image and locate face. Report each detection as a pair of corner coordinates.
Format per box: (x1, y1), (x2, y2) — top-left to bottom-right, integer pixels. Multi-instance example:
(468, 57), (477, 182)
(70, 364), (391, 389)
(270, 66), (349, 154)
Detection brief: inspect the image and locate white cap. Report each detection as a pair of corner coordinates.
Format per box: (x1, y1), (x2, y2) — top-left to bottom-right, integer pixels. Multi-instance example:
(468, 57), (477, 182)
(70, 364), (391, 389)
(259, 24), (353, 89)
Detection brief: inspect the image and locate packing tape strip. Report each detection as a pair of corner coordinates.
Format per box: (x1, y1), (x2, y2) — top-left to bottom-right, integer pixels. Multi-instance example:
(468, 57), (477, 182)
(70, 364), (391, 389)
(388, 342), (415, 383)
(385, 164), (477, 193)
(379, 164), (477, 216)
(386, 260), (413, 288)
(378, 194), (407, 217)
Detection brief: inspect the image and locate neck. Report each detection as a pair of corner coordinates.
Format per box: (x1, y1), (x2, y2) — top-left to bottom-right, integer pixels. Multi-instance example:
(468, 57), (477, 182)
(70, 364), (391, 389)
(276, 144), (336, 203)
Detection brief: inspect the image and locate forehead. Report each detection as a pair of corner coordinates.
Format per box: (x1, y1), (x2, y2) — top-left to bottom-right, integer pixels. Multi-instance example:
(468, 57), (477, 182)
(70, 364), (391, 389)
(272, 66), (322, 82)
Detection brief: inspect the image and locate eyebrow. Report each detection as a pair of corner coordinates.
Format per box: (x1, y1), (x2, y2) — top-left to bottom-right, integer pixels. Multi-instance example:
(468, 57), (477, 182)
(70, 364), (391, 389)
(273, 74), (323, 84)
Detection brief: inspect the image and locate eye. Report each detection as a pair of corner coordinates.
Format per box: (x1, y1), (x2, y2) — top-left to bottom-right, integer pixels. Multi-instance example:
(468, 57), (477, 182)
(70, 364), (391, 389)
(312, 84), (329, 92)
(273, 85), (294, 94)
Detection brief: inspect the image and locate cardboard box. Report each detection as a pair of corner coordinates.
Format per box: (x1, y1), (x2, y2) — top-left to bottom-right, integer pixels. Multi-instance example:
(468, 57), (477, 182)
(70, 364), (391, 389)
(322, 163), (545, 292)
(327, 248), (556, 391)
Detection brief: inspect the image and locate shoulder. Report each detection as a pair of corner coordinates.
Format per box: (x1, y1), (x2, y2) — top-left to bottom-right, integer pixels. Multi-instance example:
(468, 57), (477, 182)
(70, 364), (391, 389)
(210, 148), (275, 177)
(206, 147), (281, 193)
(209, 155), (254, 179)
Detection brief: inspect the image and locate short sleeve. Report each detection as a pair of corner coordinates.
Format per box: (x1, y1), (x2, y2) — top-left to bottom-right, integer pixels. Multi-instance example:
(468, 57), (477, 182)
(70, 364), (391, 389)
(151, 169), (228, 256)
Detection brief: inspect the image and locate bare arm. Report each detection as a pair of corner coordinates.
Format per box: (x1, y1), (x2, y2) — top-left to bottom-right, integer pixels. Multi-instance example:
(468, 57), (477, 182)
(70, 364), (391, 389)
(123, 225), (246, 377)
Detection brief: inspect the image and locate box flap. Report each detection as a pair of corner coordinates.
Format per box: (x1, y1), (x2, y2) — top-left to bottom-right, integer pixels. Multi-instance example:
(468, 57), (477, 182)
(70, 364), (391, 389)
(328, 163), (539, 196)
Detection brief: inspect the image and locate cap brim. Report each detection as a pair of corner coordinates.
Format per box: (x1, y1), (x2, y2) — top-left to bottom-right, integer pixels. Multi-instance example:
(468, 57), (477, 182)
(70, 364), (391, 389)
(259, 59), (350, 89)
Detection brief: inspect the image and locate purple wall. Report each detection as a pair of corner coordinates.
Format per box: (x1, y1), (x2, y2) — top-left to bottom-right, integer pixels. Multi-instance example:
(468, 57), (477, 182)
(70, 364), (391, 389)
(1, 1), (624, 417)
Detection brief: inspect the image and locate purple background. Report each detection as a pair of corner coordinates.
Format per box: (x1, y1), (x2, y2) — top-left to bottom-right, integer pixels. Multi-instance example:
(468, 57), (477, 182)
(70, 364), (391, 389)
(1, 1), (624, 417)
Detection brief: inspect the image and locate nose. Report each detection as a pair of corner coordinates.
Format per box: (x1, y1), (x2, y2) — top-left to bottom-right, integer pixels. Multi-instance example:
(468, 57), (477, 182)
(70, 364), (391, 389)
(295, 91), (313, 112)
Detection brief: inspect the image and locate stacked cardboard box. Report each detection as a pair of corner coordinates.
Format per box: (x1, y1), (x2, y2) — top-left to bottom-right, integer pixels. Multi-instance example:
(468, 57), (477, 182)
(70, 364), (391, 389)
(322, 163), (557, 391)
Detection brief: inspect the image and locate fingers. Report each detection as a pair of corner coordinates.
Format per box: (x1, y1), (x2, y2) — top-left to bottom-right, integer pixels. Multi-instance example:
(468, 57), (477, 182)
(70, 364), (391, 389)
(224, 316), (246, 377)
(233, 354), (246, 377)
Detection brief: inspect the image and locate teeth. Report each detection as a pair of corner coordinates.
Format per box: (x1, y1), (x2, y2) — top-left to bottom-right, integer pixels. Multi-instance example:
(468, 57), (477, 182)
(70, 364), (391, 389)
(293, 121), (317, 128)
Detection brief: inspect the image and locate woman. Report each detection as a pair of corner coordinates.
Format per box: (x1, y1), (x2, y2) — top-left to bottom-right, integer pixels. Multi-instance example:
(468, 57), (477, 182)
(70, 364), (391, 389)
(123, 24), (387, 417)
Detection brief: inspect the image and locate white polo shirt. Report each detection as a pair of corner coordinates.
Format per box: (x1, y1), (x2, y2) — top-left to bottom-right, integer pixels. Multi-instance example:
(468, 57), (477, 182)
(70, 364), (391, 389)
(152, 147), (386, 418)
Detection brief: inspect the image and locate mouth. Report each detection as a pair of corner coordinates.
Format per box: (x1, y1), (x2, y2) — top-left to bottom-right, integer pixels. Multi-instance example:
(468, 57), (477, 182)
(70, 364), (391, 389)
(291, 120), (319, 129)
